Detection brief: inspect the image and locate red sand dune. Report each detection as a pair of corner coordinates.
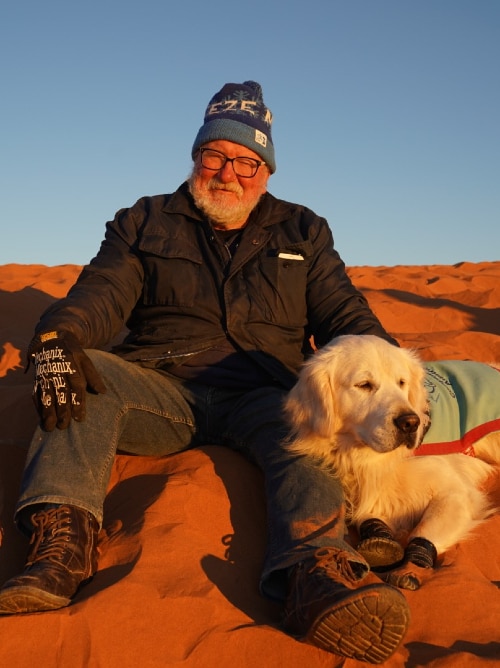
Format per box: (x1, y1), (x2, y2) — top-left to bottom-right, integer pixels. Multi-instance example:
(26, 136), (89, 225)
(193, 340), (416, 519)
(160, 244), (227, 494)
(0, 262), (499, 667)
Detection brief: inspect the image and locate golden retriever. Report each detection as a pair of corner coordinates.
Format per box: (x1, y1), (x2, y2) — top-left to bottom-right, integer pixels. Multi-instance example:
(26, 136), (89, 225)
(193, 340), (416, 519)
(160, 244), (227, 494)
(284, 335), (500, 590)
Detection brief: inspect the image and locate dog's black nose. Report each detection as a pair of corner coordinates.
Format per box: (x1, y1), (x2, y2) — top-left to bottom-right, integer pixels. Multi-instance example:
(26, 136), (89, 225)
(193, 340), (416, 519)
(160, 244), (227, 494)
(394, 413), (420, 434)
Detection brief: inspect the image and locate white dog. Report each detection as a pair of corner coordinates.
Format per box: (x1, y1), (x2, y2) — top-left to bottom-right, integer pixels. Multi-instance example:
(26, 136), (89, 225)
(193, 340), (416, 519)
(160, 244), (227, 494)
(284, 335), (500, 590)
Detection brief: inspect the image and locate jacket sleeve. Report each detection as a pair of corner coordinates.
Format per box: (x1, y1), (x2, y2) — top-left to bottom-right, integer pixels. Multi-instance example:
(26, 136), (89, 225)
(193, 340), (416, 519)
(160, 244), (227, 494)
(305, 212), (398, 348)
(34, 201), (147, 349)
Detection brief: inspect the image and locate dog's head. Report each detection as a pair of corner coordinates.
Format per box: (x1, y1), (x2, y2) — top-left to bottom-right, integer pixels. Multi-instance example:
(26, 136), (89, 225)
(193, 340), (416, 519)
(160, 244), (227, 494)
(284, 335), (430, 461)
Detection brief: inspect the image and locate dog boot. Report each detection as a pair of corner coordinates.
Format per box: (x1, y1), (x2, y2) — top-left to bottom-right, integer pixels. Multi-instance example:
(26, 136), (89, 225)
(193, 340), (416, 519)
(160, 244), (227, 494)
(0, 504), (99, 614)
(283, 546), (410, 664)
(380, 537), (437, 590)
(356, 518), (405, 569)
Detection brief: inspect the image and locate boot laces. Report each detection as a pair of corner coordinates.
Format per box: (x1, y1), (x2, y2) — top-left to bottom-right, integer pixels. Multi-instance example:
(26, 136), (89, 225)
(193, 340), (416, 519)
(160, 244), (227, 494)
(308, 547), (362, 583)
(26, 507), (72, 566)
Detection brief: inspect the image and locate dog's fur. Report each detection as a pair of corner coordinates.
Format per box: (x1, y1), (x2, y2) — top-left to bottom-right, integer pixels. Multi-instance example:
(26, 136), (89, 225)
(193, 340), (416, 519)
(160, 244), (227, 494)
(284, 335), (500, 586)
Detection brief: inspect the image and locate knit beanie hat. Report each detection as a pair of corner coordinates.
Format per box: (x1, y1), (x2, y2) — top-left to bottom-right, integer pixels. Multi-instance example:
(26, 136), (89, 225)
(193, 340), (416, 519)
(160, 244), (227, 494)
(192, 80), (276, 173)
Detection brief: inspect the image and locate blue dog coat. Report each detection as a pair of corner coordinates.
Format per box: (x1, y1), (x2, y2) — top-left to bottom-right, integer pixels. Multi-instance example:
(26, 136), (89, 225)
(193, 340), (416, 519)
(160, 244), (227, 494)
(417, 360), (500, 456)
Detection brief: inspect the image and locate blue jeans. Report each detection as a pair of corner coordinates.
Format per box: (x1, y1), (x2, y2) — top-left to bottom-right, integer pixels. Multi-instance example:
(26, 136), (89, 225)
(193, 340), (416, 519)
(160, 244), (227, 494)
(17, 350), (366, 600)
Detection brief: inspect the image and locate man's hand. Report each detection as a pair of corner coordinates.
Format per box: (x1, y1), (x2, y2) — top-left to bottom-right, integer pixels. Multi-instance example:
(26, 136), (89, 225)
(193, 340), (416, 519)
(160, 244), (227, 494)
(28, 331), (107, 431)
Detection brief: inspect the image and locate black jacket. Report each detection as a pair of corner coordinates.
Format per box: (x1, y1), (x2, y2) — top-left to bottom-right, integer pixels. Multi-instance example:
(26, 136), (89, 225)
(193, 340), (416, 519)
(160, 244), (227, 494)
(36, 183), (396, 389)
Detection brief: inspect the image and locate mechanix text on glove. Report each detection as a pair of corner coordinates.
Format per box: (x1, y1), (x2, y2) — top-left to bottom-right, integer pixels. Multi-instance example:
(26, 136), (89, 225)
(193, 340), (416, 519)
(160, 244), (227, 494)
(33, 332), (78, 408)
(29, 331), (106, 431)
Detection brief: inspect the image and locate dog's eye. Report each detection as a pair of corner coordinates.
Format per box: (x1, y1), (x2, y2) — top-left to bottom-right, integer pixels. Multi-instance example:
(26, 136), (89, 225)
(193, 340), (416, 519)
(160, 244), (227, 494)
(355, 381), (374, 392)
(399, 379), (407, 388)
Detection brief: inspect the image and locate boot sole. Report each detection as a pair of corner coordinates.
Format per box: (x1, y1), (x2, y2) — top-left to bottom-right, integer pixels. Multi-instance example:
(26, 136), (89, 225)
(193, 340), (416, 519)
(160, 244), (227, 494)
(0, 585), (71, 614)
(306, 584), (410, 664)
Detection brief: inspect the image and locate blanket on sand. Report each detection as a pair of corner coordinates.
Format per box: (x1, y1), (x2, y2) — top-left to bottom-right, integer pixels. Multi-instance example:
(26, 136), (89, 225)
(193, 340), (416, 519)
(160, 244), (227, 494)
(418, 360), (500, 456)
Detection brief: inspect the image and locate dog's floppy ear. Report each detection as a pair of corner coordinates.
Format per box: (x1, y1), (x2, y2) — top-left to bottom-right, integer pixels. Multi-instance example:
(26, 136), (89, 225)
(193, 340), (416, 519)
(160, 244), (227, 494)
(285, 357), (337, 439)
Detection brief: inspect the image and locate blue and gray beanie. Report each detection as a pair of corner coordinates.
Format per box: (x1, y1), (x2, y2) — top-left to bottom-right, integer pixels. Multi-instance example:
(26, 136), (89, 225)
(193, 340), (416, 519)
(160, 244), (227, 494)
(192, 80), (276, 173)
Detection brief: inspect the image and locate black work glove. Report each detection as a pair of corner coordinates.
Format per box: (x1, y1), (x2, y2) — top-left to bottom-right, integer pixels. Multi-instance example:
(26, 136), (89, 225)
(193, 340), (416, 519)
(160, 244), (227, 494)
(28, 331), (107, 431)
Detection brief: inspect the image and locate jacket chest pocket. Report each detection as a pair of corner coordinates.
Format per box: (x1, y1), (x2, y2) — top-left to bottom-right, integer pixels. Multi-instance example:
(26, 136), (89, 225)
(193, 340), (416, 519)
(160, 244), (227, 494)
(253, 250), (309, 326)
(138, 235), (203, 307)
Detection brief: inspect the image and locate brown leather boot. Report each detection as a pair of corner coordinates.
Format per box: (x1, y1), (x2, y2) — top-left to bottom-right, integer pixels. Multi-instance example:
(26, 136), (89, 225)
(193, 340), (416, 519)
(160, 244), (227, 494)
(0, 505), (99, 614)
(283, 547), (410, 664)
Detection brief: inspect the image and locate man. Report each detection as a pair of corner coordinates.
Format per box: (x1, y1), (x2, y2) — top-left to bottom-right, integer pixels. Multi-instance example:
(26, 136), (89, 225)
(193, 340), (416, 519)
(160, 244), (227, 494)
(0, 81), (410, 663)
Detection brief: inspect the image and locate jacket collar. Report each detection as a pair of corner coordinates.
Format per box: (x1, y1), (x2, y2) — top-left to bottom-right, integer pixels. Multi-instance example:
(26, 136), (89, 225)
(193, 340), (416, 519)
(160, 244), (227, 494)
(161, 181), (204, 220)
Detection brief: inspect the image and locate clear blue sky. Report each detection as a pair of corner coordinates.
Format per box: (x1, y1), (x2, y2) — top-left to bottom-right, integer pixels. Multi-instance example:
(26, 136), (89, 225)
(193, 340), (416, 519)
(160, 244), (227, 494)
(2, 0), (499, 267)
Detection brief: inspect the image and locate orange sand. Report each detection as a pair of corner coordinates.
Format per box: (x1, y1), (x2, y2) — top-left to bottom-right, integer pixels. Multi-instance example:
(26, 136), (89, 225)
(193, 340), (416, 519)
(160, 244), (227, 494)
(0, 262), (499, 667)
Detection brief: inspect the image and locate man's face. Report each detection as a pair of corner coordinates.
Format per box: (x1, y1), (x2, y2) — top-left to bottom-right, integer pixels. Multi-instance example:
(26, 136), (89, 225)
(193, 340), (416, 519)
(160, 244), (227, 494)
(188, 139), (270, 229)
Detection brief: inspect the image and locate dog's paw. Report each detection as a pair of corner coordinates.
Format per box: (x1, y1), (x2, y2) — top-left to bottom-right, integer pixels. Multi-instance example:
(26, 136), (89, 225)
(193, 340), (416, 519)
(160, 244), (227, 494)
(379, 562), (433, 590)
(356, 536), (405, 568)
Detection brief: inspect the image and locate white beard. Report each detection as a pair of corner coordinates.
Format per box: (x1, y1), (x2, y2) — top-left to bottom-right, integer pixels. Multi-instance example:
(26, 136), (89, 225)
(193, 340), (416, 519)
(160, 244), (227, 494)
(188, 169), (264, 228)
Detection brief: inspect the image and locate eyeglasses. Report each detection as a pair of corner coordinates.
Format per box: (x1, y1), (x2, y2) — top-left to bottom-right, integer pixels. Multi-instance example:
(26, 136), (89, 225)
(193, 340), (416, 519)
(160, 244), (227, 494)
(199, 148), (265, 178)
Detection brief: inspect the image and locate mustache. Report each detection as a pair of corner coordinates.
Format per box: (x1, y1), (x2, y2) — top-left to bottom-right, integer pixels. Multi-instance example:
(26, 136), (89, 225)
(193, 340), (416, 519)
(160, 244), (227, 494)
(207, 178), (243, 196)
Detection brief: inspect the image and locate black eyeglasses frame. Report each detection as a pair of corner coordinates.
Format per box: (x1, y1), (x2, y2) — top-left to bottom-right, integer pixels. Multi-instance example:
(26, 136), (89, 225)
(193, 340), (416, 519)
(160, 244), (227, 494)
(198, 148), (266, 178)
